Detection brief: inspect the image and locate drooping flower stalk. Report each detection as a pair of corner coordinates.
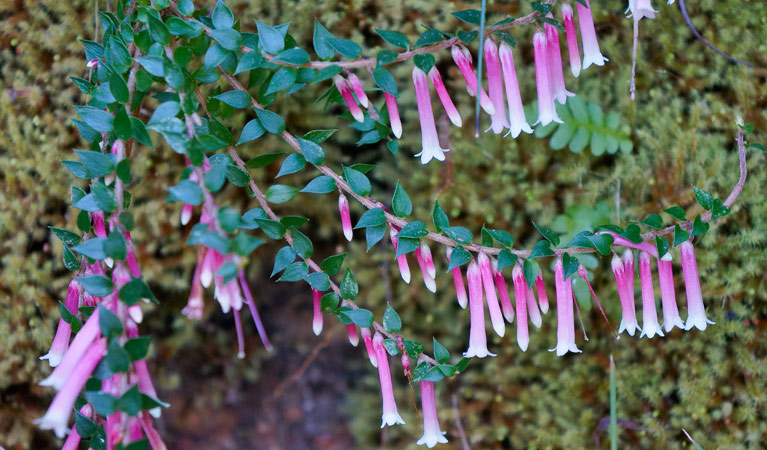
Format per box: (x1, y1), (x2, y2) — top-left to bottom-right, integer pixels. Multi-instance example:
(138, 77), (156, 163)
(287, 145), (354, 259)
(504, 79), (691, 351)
(338, 193), (353, 242)
(35, 338), (107, 438)
(347, 324), (360, 347)
(576, 265), (613, 331)
(361, 327), (378, 368)
(412, 67), (449, 164)
(526, 287), (543, 328)
(385, 93), (403, 138)
(492, 260), (515, 323)
(450, 45), (495, 114)
(551, 258), (581, 356)
(346, 72), (370, 108)
(498, 41), (533, 138)
(478, 252), (505, 337)
(446, 247), (468, 309)
(40, 279), (81, 367)
(561, 3), (582, 77)
(679, 241), (714, 331)
(535, 272), (550, 314)
(577, 0), (609, 69)
(511, 265), (530, 351)
(416, 381), (448, 448)
(389, 227), (411, 284)
(638, 251), (664, 338)
(333, 75), (364, 122)
(312, 288), (323, 336)
(483, 38), (510, 134)
(463, 261), (495, 358)
(238, 269), (272, 351)
(373, 332), (406, 427)
(414, 242), (437, 293)
(612, 252), (638, 336)
(657, 258), (685, 332)
(428, 67), (462, 127)
(545, 14), (575, 104)
(532, 30), (563, 126)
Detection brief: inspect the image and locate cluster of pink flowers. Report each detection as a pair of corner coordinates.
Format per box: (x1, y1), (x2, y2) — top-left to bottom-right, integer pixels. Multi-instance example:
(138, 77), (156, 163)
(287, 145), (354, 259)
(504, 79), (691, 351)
(181, 162), (273, 356)
(331, 2), (608, 165)
(38, 188), (165, 448)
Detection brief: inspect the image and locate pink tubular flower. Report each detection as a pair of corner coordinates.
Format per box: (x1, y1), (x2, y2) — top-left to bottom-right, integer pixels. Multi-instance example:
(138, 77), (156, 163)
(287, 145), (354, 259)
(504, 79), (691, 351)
(577, 264), (612, 329)
(483, 38), (510, 134)
(463, 261), (495, 358)
(35, 338), (107, 438)
(333, 75), (364, 122)
(138, 411), (168, 450)
(657, 258), (685, 332)
(346, 72), (369, 108)
(450, 45), (495, 114)
(561, 3), (582, 77)
(612, 253), (638, 336)
(338, 193), (353, 242)
(492, 260), (514, 323)
(373, 332), (405, 427)
(679, 241), (714, 331)
(389, 228), (411, 284)
(385, 93), (402, 138)
(416, 381), (448, 448)
(478, 252), (505, 337)
(511, 265), (530, 351)
(361, 327), (378, 368)
(412, 67), (449, 164)
(533, 30), (563, 126)
(199, 248), (219, 288)
(638, 252), (664, 338)
(545, 14), (575, 105)
(535, 272), (550, 314)
(40, 279), (81, 367)
(414, 242), (437, 293)
(40, 310), (100, 390)
(627, 0), (657, 21)
(427, 67), (462, 127)
(312, 288), (323, 336)
(623, 249), (639, 334)
(180, 203), (193, 226)
(550, 258), (581, 356)
(498, 41), (533, 138)
(182, 256), (205, 320)
(577, 0), (609, 69)
(526, 287), (543, 328)
(347, 324), (360, 347)
(446, 247), (468, 309)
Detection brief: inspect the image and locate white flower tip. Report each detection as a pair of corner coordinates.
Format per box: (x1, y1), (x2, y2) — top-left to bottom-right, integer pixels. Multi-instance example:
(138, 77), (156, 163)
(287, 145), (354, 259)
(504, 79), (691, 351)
(400, 269), (411, 284)
(417, 432), (448, 448)
(105, 257), (114, 268)
(517, 336), (529, 352)
(492, 320), (506, 338)
(424, 276), (437, 293)
(463, 346), (496, 358)
(39, 352), (63, 368)
(503, 309), (515, 324)
(237, 351), (246, 359)
(200, 272), (213, 289)
(392, 124), (403, 139)
(368, 354), (378, 368)
(381, 412), (406, 428)
(352, 109), (365, 123)
(639, 323), (664, 339)
(34, 414), (69, 439)
(457, 292), (468, 309)
(540, 303), (549, 314)
(313, 322), (323, 336)
(570, 65), (581, 78)
(149, 407), (162, 418)
(343, 228), (353, 242)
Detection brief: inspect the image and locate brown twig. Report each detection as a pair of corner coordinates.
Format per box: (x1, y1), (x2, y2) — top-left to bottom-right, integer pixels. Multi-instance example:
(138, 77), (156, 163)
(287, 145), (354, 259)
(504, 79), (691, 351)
(451, 394), (471, 450)
(677, 0), (753, 68)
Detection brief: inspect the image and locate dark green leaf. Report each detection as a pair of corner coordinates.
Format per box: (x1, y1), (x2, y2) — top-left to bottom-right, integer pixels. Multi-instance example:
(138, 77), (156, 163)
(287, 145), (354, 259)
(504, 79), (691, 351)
(305, 272), (330, 291)
(529, 240), (555, 258)
(452, 9), (482, 25)
(663, 206), (687, 221)
(255, 21), (285, 54)
(432, 200), (449, 232)
(98, 305), (123, 337)
(271, 246), (296, 277)
(711, 198), (731, 219)
(327, 38), (361, 59)
(496, 248), (518, 270)
(396, 221), (428, 239)
(523, 258), (540, 287)
(374, 29), (409, 49)
(533, 222), (560, 247)
(278, 261), (309, 282)
(301, 175), (337, 194)
(276, 153), (306, 178)
(692, 186), (713, 210)
(383, 304), (401, 333)
(296, 137), (326, 165)
(433, 338), (449, 364)
(447, 246), (471, 272)
(75, 106), (114, 133)
(265, 184), (299, 203)
(655, 236), (670, 259)
(641, 214), (664, 229)
(167, 179), (203, 205)
(340, 268), (358, 300)
(320, 254), (346, 276)
(355, 208), (387, 229)
(72, 238), (107, 260)
(211, 0), (234, 29)
(342, 166), (371, 196)
(444, 226), (472, 245)
(391, 182), (411, 218)
(255, 108), (285, 134)
(673, 224), (690, 247)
